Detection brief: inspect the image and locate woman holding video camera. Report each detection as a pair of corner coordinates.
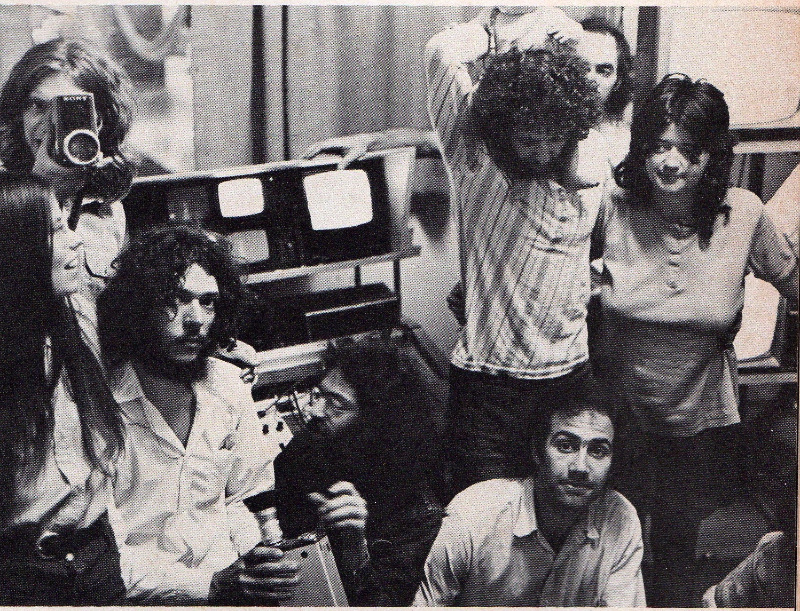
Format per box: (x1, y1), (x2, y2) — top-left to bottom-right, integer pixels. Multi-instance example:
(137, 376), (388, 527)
(0, 175), (125, 604)
(0, 38), (135, 299)
(274, 335), (446, 606)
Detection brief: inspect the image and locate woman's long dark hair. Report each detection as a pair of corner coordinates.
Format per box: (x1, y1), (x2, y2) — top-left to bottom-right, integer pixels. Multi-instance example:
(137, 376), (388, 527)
(0, 175), (122, 524)
(614, 75), (734, 243)
(0, 38), (135, 203)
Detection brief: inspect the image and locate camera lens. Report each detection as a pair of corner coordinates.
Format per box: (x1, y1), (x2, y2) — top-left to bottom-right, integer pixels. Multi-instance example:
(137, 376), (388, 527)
(66, 132), (100, 164)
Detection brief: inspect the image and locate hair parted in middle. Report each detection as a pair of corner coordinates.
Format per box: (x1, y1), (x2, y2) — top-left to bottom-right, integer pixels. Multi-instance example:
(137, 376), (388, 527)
(471, 46), (602, 177)
(614, 74), (735, 244)
(97, 224), (249, 368)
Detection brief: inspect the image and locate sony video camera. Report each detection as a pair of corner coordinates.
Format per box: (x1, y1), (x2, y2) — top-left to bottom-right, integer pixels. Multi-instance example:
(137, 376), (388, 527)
(50, 94), (102, 167)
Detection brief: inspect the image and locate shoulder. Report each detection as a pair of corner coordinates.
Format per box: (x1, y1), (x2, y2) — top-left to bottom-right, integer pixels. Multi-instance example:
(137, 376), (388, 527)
(447, 478), (525, 523)
(594, 489), (641, 538)
(203, 357), (253, 412)
(724, 187), (764, 217)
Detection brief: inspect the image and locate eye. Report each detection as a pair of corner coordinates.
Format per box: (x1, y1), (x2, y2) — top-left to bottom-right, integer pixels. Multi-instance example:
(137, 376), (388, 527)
(596, 65), (615, 77)
(198, 294), (218, 310)
(27, 98), (49, 114)
(678, 145), (704, 164)
(175, 289), (193, 306)
(652, 141), (671, 155)
(553, 436), (578, 453)
(588, 442), (612, 459)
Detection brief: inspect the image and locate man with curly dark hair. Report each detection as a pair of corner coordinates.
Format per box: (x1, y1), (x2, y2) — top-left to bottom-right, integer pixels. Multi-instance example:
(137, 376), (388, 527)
(97, 225), (297, 604)
(425, 8), (608, 497)
(273, 334), (446, 606)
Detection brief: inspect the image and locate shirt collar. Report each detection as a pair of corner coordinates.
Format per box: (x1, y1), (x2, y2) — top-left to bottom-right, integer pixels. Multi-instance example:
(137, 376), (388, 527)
(514, 477), (603, 546)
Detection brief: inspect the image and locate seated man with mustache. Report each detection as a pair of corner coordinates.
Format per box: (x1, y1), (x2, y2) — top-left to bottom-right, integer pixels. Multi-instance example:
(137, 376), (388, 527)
(414, 377), (645, 606)
(97, 225), (297, 604)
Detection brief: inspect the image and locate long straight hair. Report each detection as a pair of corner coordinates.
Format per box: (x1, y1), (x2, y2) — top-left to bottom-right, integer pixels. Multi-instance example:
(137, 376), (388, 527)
(0, 39), (135, 203)
(0, 175), (122, 524)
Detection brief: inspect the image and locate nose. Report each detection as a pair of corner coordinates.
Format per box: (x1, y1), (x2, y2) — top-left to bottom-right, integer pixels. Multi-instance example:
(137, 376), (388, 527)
(662, 147), (686, 170)
(67, 227), (83, 252)
(304, 393), (327, 420)
(570, 448), (590, 476)
(182, 300), (205, 330)
(531, 145), (552, 164)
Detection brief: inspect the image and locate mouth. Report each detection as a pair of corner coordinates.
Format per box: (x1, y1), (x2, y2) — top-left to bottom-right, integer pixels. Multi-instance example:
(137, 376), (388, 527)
(655, 170), (683, 185)
(177, 337), (204, 350)
(559, 481), (594, 495)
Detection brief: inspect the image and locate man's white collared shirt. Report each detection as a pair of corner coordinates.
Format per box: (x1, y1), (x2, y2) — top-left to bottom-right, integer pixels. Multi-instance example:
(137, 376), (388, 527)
(414, 477), (646, 606)
(108, 358), (280, 603)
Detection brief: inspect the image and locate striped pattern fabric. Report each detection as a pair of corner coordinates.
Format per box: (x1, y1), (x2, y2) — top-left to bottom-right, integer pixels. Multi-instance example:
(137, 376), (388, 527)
(426, 21), (605, 380)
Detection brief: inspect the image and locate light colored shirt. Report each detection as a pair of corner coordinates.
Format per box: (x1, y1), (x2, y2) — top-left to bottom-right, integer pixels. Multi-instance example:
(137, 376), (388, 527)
(597, 187), (798, 436)
(426, 19), (608, 380)
(413, 477), (645, 606)
(108, 358), (280, 603)
(74, 197), (126, 299)
(702, 531), (795, 608)
(9, 369), (111, 532)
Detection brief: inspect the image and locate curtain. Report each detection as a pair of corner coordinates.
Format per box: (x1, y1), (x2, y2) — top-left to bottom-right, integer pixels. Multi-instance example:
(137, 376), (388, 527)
(255, 6), (624, 162)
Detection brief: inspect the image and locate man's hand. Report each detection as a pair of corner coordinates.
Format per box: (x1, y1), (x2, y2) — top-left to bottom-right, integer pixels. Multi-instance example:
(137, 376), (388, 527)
(216, 339), (260, 383)
(494, 7), (582, 53)
(302, 133), (384, 170)
(308, 481), (369, 573)
(209, 545), (300, 604)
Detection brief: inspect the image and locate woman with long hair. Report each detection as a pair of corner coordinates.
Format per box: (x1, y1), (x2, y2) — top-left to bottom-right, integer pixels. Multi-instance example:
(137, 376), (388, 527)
(0, 38), (135, 298)
(595, 74), (798, 606)
(0, 175), (125, 604)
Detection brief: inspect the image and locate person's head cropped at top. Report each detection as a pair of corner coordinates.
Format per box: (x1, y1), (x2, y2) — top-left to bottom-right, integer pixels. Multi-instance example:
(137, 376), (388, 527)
(471, 45), (602, 182)
(0, 38), (135, 204)
(614, 74), (735, 243)
(0, 174), (122, 524)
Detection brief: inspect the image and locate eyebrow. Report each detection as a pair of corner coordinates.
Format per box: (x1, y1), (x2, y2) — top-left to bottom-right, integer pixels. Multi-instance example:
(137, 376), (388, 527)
(552, 431), (612, 445)
(177, 288), (220, 298)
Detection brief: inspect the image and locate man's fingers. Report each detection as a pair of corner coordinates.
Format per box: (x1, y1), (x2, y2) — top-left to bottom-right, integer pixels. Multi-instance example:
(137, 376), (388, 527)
(327, 481), (360, 496)
(239, 571), (301, 587)
(244, 544), (285, 562)
(338, 145), (369, 170)
(307, 491), (327, 506)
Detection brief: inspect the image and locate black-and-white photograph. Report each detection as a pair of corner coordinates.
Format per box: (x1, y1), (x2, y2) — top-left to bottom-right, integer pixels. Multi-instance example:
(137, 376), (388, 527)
(0, 4), (796, 607)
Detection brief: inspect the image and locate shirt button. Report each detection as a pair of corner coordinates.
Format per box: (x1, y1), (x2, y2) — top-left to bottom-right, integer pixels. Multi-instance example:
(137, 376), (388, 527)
(559, 215), (569, 223)
(667, 280), (678, 289)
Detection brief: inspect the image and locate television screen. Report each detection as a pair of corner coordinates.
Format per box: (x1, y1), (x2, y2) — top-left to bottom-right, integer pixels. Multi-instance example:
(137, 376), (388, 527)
(302, 169), (373, 230)
(228, 228), (271, 265)
(218, 177), (265, 218)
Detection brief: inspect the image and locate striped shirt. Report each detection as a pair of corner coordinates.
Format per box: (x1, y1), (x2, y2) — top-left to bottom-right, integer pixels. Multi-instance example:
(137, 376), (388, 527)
(425, 20), (608, 380)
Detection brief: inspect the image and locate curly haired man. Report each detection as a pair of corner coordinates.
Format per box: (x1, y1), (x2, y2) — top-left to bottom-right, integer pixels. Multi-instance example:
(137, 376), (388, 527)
(425, 8), (608, 496)
(97, 225), (296, 604)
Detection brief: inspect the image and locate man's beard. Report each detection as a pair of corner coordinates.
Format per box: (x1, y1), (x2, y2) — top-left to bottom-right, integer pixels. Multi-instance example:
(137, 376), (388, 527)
(504, 140), (579, 183)
(137, 338), (215, 383)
